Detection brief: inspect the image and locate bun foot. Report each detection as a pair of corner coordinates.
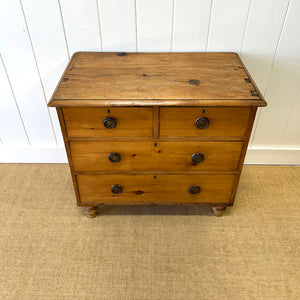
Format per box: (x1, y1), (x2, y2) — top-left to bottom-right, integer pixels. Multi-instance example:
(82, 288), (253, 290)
(83, 206), (98, 218)
(212, 206), (226, 217)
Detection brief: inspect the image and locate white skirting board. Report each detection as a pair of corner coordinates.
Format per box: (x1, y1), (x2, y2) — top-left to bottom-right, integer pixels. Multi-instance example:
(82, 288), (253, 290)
(0, 147), (299, 165)
(0, 147), (68, 163)
(245, 148), (300, 165)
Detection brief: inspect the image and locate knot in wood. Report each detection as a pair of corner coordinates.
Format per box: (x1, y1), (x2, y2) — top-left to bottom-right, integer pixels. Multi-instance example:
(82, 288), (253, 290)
(189, 79), (200, 85)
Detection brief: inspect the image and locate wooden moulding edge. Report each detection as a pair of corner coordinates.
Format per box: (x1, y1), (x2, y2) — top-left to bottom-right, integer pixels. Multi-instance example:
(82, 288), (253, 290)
(47, 99), (266, 108)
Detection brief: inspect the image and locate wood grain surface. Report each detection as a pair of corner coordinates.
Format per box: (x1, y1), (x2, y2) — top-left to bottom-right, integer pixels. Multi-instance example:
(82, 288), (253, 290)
(76, 174), (236, 204)
(160, 107), (251, 137)
(63, 107), (153, 137)
(70, 141), (243, 172)
(48, 52), (267, 107)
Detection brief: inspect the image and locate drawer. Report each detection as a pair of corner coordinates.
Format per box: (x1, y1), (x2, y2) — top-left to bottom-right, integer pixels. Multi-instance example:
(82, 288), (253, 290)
(160, 107), (251, 137)
(76, 174), (236, 204)
(70, 141), (243, 172)
(63, 107), (153, 137)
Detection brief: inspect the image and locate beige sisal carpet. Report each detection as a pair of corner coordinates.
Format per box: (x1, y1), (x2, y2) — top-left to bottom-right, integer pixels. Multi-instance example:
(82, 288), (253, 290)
(0, 164), (299, 300)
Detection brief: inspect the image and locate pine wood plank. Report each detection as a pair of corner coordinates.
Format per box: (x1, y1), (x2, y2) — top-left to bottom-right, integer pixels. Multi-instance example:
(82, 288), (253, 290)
(48, 52), (267, 107)
(63, 107), (153, 137)
(76, 174), (236, 204)
(70, 141), (243, 172)
(160, 107), (251, 137)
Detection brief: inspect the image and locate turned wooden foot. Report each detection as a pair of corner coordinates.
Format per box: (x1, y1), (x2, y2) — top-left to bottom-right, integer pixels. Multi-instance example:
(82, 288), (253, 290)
(83, 206), (98, 218)
(212, 206), (226, 217)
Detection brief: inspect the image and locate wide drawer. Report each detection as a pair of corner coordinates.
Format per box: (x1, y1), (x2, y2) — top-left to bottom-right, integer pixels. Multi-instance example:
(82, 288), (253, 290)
(76, 174), (235, 204)
(160, 107), (251, 137)
(63, 107), (153, 137)
(70, 141), (243, 172)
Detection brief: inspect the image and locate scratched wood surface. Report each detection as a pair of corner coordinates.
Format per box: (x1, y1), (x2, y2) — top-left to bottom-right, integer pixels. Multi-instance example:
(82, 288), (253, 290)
(48, 52), (267, 107)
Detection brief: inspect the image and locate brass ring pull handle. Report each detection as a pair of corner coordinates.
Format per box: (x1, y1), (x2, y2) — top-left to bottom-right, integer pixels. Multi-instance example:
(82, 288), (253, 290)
(103, 117), (117, 129)
(189, 185), (201, 194)
(191, 153), (204, 164)
(111, 184), (123, 194)
(108, 152), (121, 163)
(195, 117), (209, 129)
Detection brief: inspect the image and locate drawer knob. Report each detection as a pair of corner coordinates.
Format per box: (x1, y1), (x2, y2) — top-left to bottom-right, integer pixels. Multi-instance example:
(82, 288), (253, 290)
(108, 152), (121, 163)
(191, 153), (204, 164)
(195, 117), (209, 129)
(189, 185), (201, 194)
(103, 117), (117, 129)
(111, 184), (123, 194)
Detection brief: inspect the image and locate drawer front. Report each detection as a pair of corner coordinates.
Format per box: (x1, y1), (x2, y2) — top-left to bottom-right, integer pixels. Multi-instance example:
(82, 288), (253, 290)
(70, 141), (243, 172)
(160, 107), (251, 137)
(63, 107), (153, 137)
(76, 174), (235, 204)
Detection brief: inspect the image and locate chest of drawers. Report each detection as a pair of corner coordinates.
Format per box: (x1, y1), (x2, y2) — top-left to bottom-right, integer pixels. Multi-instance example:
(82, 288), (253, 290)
(48, 52), (266, 218)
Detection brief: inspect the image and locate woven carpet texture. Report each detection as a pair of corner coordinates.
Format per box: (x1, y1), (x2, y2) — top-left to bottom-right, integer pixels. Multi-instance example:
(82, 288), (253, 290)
(0, 164), (299, 300)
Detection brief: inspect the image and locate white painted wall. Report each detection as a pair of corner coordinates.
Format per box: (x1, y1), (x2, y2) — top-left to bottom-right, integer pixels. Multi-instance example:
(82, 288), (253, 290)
(0, 0), (299, 164)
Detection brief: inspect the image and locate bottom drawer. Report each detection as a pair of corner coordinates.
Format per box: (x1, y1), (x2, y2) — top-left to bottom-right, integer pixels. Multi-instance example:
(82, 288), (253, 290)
(76, 174), (235, 204)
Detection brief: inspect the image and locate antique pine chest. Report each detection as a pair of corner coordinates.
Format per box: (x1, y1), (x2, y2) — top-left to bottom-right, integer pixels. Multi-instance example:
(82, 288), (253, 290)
(48, 52), (266, 218)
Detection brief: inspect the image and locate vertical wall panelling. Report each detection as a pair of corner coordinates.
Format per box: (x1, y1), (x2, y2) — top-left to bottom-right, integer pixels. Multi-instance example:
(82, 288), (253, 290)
(98, 0), (136, 52)
(0, 1), (299, 163)
(0, 55), (29, 147)
(275, 0), (300, 148)
(241, 0), (290, 94)
(172, 0), (211, 51)
(136, 0), (173, 52)
(21, 0), (70, 146)
(0, 0), (57, 147)
(252, 0), (300, 147)
(207, 0), (251, 52)
(59, 0), (102, 55)
(282, 88), (300, 147)
(240, 0), (290, 147)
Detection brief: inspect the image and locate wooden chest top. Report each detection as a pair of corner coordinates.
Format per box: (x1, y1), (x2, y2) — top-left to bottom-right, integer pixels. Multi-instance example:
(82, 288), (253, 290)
(48, 52), (266, 107)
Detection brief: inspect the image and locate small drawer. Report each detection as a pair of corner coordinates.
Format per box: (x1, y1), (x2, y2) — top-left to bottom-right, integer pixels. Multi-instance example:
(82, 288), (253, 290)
(63, 107), (153, 137)
(76, 174), (235, 204)
(160, 107), (251, 138)
(70, 141), (243, 172)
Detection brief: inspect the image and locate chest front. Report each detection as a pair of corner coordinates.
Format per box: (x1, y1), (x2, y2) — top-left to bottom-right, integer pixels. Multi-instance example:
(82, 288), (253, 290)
(48, 52), (266, 218)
